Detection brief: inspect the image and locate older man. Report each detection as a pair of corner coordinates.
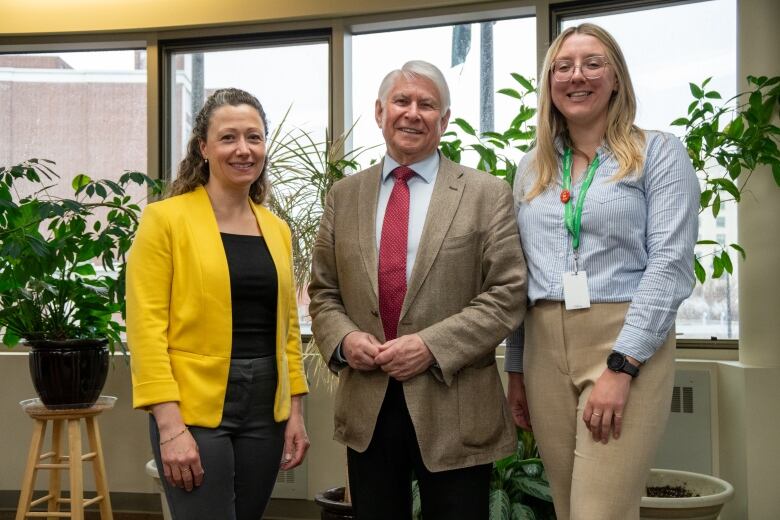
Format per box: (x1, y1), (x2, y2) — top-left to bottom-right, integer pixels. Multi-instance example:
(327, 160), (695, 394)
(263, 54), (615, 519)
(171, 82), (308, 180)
(309, 60), (526, 520)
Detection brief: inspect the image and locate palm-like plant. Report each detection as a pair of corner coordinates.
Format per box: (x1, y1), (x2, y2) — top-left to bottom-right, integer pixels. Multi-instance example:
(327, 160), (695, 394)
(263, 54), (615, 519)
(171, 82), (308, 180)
(266, 111), (377, 294)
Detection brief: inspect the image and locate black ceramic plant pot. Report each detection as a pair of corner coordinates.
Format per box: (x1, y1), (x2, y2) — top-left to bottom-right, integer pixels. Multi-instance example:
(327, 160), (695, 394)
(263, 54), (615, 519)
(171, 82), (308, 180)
(314, 487), (355, 520)
(27, 339), (109, 409)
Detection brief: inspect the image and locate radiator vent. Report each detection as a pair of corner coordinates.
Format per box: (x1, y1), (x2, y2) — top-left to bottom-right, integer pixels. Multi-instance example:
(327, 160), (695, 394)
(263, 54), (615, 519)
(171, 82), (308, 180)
(276, 468), (297, 485)
(654, 369), (713, 475)
(670, 385), (694, 414)
(271, 407), (308, 499)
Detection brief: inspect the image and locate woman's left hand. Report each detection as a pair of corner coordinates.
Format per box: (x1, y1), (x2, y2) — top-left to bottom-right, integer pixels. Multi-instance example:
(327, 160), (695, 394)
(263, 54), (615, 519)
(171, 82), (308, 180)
(582, 368), (633, 444)
(281, 395), (310, 471)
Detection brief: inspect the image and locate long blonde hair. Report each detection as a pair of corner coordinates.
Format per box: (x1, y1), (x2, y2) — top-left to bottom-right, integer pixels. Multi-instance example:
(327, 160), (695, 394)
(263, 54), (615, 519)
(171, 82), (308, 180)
(527, 23), (645, 200)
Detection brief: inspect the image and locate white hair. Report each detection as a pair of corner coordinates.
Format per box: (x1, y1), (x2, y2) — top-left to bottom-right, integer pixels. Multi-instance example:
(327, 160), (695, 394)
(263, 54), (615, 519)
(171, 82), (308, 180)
(377, 60), (451, 115)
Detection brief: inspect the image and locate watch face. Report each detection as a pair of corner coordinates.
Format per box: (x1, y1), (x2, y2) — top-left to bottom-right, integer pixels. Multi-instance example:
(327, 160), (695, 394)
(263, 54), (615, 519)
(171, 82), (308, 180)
(607, 353), (624, 370)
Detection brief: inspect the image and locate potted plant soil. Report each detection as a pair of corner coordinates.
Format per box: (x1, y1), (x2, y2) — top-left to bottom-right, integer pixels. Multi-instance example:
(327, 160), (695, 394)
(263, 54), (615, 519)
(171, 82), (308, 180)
(641, 468), (734, 520)
(0, 159), (160, 408)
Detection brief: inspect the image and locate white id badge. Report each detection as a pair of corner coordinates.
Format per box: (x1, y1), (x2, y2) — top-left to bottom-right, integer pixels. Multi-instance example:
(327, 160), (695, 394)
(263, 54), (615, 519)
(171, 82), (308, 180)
(563, 271), (591, 310)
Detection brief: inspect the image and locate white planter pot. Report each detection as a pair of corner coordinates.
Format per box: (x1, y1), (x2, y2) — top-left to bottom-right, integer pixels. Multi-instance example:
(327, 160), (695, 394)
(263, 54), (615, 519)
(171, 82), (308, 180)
(640, 468), (734, 520)
(145, 459), (173, 520)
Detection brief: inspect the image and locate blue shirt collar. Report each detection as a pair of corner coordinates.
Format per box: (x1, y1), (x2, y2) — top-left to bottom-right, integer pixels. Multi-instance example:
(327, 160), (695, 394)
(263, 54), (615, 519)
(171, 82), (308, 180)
(553, 134), (612, 161)
(382, 151), (440, 184)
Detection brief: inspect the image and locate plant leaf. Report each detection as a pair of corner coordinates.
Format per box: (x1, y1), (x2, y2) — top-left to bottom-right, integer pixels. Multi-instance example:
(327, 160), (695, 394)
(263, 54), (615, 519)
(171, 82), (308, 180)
(729, 243), (746, 259)
(725, 116), (744, 139)
(712, 194), (721, 218)
(721, 251), (733, 274)
(489, 488), (511, 520)
(72, 174), (91, 192)
(498, 88), (522, 100)
(516, 477), (553, 501)
(690, 82), (704, 99)
(694, 258), (706, 284)
(452, 118), (477, 136)
(712, 256), (724, 278)
(73, 263), (97, 276)
(710, 178), (740, 201)
(510, 504), (537, 520)
(511, 73), (535, 92)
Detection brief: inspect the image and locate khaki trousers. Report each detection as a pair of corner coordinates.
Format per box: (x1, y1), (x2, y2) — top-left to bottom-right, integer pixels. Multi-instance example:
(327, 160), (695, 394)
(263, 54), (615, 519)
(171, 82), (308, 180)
(524, 301), (675, 520)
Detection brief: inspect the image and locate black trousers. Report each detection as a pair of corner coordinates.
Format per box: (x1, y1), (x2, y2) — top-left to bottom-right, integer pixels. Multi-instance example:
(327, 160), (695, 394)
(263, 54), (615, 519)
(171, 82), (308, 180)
(150, 356), (286, 520)
(347, 379), (491, 520)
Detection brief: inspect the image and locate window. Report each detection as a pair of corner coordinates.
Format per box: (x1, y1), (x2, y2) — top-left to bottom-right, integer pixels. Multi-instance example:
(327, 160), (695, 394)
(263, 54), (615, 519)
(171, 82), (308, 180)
(163, 35), (330, 180)
(0, 49), (148, 205)
(161, 35), (330, 335)
(559, 0), (738, 340)
(351, 15), (536, 165)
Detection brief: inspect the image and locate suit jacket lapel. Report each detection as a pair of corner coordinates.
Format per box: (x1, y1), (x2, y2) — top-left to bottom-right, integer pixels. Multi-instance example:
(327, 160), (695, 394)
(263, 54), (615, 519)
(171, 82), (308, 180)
(358, 162), (383, 301)
(401, 157), (465, 319)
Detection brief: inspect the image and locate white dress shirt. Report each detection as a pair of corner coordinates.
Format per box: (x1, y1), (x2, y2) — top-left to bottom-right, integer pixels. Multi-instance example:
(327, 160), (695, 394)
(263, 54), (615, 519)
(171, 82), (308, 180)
(376, 152), (440, 282)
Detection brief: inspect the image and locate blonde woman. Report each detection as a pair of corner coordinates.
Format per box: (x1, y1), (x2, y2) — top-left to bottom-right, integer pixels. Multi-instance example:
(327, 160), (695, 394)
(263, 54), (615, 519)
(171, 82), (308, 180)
(505, 24), (699, 520)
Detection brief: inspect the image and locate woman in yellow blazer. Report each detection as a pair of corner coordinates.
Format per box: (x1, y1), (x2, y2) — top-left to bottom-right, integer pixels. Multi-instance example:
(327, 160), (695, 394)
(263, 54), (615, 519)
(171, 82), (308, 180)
(126, 88), (309, 520)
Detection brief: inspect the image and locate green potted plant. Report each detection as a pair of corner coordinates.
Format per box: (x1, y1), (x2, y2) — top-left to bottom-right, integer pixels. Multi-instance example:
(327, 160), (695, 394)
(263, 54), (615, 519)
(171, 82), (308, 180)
(0, 158), (160, 408)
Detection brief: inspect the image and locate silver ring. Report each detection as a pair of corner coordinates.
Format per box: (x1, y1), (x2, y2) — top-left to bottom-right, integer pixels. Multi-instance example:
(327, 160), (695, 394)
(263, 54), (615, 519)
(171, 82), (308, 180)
(181, 467), (191, 473)
(592, 412), (602, 417)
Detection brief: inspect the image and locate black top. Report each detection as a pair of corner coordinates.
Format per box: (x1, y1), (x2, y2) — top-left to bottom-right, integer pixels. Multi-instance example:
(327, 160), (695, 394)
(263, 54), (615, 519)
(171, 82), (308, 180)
(220, 232), (278, 359)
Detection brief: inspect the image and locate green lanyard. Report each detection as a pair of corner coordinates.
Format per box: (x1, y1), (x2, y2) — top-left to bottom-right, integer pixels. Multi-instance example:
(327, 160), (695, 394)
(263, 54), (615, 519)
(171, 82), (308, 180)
(562, 148), (600, 251)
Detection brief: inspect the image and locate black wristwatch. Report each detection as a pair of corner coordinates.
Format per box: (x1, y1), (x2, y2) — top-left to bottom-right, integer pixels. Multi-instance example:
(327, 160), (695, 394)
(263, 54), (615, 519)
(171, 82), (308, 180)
(607, 352), (639, 378)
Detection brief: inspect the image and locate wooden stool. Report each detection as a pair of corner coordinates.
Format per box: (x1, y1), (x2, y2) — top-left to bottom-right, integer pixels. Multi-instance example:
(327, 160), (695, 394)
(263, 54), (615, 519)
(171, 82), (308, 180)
(16, 397), (115, 520)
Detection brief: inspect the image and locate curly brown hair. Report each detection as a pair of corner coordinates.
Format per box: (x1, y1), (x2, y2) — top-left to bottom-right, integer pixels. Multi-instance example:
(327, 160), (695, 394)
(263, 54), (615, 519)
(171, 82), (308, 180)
(167, 88), (270, 204)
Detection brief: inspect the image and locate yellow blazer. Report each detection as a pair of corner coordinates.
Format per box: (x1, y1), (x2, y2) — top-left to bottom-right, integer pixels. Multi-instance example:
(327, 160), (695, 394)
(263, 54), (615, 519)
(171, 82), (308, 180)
(126, 186), (308, 427)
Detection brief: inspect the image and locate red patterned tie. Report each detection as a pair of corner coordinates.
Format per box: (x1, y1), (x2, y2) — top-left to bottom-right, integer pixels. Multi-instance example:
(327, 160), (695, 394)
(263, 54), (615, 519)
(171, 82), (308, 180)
(378, 166), (415, 341)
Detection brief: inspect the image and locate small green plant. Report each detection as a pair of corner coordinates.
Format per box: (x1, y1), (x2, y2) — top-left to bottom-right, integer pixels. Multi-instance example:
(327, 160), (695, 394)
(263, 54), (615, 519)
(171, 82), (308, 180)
(489, 429), (555, 520)
(0, 159), (161, 350)
(411, 429), (554, 520)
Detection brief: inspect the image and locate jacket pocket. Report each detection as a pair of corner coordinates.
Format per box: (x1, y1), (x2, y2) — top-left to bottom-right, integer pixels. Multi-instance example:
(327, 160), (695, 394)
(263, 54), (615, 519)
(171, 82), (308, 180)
(441, 230), (477, 250)
(457, 360), (505, 447)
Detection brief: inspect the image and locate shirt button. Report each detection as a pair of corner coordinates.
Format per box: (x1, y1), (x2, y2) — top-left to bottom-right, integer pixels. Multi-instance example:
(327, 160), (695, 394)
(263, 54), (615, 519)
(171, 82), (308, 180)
(558, 252), (564, 258)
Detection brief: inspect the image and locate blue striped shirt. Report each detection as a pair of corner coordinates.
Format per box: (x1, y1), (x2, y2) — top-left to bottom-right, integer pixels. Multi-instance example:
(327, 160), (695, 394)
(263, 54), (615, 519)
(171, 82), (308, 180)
(505, 131), (699, 372)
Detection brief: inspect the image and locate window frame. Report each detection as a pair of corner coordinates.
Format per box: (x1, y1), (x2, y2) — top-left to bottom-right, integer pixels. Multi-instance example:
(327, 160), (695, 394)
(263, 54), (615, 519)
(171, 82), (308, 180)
(158, 29), (332, 182)
(0, 0), (739, 353)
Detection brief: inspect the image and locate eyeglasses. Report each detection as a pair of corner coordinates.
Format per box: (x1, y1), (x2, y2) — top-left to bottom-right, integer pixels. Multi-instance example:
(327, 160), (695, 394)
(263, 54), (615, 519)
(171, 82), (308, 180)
(551, 56), (609, 82)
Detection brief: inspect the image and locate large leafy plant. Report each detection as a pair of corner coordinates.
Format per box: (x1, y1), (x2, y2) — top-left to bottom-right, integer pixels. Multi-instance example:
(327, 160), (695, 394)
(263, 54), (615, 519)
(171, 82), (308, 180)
(672, 75), (780, 282)
(0, 159), (161, 349)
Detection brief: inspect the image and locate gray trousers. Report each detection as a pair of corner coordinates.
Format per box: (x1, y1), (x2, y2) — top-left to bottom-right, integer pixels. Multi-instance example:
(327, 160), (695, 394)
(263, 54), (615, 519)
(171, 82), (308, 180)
(150, 356), (286, 520)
